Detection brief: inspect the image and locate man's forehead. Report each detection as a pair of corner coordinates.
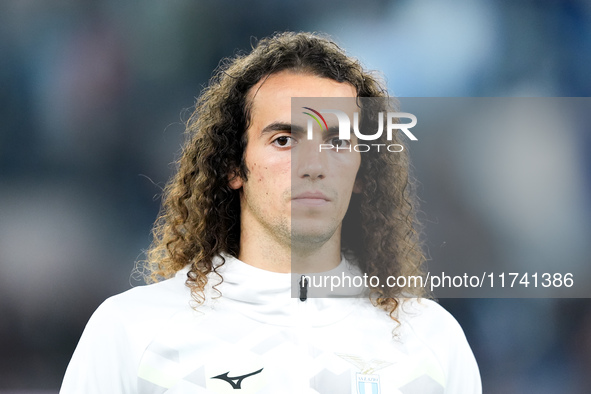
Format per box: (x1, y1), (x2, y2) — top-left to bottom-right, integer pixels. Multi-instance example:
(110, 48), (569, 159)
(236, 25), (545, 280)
(244, 73), (358, 139)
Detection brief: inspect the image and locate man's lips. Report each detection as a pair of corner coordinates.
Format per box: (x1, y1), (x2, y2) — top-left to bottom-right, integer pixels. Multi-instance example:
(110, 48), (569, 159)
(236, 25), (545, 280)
(292, 191), (330, 206)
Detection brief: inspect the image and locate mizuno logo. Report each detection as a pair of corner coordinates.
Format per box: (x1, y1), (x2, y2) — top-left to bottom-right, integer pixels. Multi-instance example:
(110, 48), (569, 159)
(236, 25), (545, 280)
(211, 368), (264, 389)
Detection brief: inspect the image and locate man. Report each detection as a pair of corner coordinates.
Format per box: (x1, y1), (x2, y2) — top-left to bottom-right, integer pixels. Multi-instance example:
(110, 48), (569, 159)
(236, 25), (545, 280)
(61, 32), (481, 393)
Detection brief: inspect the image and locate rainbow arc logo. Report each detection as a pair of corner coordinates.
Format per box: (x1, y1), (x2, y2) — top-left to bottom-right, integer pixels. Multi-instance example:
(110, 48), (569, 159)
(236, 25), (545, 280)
(302, 107), (328, 132)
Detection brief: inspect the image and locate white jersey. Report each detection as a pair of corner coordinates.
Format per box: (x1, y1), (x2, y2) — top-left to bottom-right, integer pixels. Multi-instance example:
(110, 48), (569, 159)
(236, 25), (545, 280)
(60, 256), (481, 393)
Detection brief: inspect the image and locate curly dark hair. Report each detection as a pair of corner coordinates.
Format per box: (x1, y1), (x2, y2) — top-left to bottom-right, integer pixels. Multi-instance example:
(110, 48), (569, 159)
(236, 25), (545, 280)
(144, 31), (427, 315)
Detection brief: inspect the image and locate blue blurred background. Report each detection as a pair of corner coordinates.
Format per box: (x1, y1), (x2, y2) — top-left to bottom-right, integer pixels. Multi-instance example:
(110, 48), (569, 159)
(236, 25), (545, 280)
(1, 0), (590, 392)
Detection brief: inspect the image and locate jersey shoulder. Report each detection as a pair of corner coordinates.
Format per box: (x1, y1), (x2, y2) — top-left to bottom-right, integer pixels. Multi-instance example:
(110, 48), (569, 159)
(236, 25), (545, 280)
(398, 298), (465, 337)
(100, 271), (191, 318)
(397, 298), (482, 393)
(60, 271), (194, 394)
(76, 270), (194, 362)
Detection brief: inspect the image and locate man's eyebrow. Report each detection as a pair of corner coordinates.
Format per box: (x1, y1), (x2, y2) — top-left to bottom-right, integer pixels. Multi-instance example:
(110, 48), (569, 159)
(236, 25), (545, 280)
(260, 122), (305, 135)
(259, 122), (345, 138)
(326, 125), (340, 135)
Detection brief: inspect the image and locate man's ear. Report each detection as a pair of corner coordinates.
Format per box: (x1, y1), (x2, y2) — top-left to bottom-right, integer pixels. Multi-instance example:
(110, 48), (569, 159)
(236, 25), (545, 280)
(228, 171), (243, 190)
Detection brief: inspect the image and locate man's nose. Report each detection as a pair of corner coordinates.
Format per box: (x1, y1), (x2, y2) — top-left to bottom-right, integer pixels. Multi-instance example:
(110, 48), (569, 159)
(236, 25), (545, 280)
(294, 142), (326, 180)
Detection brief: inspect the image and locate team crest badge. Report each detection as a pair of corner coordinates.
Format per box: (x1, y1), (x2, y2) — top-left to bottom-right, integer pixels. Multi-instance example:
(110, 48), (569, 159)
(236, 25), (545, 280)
(336, 353), (393, 394)
(355, 372), (380, 394)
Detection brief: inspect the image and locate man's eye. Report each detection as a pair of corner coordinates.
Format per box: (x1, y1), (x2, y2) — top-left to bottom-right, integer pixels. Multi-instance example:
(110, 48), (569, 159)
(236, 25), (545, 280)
(272, 136), (293, 147)
(330, 138), (351, 148)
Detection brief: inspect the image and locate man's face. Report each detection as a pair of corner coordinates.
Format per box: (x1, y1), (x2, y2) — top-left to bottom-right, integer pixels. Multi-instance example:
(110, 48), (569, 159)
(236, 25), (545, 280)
(230, 71), (361, 254)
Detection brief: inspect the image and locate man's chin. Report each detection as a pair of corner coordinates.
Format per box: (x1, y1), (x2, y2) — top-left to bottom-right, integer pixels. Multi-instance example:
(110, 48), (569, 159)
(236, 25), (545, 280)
(289, 228), (337, 248)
